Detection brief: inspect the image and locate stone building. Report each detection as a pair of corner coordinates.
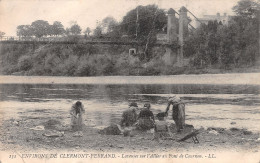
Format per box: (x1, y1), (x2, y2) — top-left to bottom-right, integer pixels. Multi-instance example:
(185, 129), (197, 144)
(195, 13), (230, 28)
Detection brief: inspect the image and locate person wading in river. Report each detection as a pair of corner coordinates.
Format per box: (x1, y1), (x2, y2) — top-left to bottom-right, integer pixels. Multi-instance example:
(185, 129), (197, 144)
(165, 96), (185, 132)
(70, 101), (85, 136)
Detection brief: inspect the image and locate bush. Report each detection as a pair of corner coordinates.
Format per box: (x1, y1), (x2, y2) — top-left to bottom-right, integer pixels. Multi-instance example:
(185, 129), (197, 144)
(62, 55), (78, 76)
(66, 35), (81, 42)
(75, 62), (97, 76)
(27, 65), (45, 75)
(18, 55), (33, 71)
(242, 44), (258, 66)
(1, 65), (19, 75)
(72, 44), (99, 56)
(89, 54), (114, 75)
(142, 59), (164, 75)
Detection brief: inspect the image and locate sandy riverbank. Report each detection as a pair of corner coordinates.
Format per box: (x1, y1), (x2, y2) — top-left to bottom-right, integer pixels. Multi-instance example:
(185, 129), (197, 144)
(1, 116), (259, 153)
(0, 73), (259, 85)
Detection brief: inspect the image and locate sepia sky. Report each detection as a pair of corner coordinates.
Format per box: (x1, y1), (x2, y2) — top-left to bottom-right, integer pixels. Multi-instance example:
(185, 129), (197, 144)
(0, 0), (239, 36)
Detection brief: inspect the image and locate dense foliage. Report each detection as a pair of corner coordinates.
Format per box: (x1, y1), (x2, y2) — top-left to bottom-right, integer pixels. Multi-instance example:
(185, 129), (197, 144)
(120, 5), (167, 41)
(16, 21), (81, 38)
(0, 43), (197, 76)
(185, 0), (259, 69)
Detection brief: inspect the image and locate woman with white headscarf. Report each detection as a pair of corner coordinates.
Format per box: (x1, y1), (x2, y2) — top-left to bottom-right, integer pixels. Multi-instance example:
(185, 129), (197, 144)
(165, 96), (185, 132)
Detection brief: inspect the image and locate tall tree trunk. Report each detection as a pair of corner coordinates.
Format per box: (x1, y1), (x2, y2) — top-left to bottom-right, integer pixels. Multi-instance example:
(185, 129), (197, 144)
(144, 31), (153, 60)
(144, 9), (158, 60)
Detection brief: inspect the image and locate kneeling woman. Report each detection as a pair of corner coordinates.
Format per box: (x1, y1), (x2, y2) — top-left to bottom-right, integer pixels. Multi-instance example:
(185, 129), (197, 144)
(70, 101), (85, 135)
(137, 103), (155, 130)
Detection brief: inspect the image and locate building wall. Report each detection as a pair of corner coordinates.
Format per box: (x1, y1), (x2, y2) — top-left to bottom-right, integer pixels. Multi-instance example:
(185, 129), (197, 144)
(195, 13), (230, 28)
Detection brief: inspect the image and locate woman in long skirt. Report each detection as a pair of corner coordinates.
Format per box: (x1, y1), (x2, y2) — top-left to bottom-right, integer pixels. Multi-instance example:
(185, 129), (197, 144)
(165, 96), (185, 132)
(70, 101), (85, 136)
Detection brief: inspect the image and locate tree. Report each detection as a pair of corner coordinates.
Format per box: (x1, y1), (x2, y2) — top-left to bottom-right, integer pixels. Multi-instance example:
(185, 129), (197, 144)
(186, 0), (259, 68)
(101, 16), (118, 33)
(120, 5), (167, 40)
(93, 26), (102, 37)
(233, 0), (259, 18)
(65, 28), (71, 36)
(185, 20), (224, 67)
(0, 31), (5, 39)
(70, 24), (82, 35)
(51, 21), (65, 36)
(84, 27), (91, 36)
(231, 0), (259, 65)
(31, 20), (50, 38)
(16, 25), (33, 37)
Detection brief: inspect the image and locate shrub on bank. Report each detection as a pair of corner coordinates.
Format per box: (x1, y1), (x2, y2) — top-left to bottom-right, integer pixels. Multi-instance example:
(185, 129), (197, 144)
(18, 55), (33, 71)
(75, 56), (97, 76)
(1, 65), (19, 75)
(1, 43), (259, 76)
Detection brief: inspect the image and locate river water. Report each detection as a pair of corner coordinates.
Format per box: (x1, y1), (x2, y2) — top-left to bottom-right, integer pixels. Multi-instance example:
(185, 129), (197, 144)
(0, 74), (259, 132)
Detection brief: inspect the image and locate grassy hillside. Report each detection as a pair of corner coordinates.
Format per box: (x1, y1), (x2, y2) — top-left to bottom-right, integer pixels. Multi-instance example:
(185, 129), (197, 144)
(0, 43), (259, 76)
(0, 44), (172, 76)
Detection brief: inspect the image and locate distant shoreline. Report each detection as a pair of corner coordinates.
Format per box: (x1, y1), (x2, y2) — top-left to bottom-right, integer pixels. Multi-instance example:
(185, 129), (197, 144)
(0, 73), (259, 85)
